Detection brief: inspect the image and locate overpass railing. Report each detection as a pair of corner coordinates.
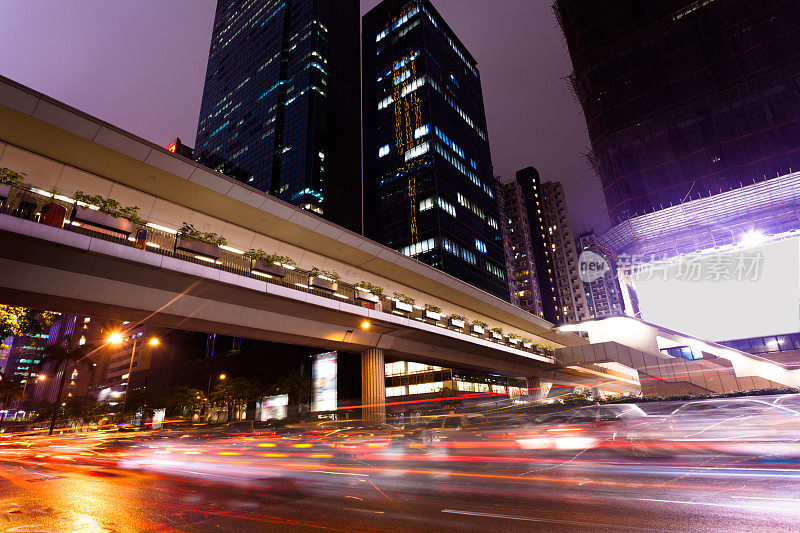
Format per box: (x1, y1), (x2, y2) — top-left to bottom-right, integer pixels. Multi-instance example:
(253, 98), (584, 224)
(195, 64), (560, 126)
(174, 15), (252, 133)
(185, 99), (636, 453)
(0, 183), (556, 360)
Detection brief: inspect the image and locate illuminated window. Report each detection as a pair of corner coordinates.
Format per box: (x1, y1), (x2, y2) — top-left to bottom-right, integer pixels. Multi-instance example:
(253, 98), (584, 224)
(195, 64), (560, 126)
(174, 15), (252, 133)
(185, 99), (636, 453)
(379, 144), (390, 157)
(404, 142), (429, 162)
(398, 237), (435, 257)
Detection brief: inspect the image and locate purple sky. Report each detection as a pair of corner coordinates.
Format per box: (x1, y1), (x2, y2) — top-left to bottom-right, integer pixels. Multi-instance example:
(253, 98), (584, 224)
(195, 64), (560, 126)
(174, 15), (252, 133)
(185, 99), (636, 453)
(0, 0), (608, 232)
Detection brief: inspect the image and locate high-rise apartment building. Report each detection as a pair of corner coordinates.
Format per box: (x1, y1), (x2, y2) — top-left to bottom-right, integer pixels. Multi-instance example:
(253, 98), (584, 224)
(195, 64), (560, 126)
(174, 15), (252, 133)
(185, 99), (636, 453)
(498, 176), (542, 316)
(555, 0), (800, 223)
(541, 181), (589, 324)
(362, 0), (509, 300)
(195, 0), (361, 232)
(577, 230), (624, 319)
(512, 167), (560, 323)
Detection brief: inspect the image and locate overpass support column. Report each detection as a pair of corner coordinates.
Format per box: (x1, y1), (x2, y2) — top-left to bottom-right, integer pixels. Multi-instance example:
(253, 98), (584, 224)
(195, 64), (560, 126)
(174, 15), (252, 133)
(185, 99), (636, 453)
(361, 348), (386, 423)
(527, 377), (552, 402)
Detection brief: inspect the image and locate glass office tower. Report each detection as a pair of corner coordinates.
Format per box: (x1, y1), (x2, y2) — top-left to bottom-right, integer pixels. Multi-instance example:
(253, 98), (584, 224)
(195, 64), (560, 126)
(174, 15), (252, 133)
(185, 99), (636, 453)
(362, 0), (508, 300)
(195, 0), (361, 232)
(555, 0), (800, 224)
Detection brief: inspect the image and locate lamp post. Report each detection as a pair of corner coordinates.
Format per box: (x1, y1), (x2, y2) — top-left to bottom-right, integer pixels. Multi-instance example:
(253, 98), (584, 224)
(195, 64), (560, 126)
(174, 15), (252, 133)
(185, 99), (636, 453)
(204, 373), (226, 422)
(14, 374), (46, 421)
(109, 332), (159, 421)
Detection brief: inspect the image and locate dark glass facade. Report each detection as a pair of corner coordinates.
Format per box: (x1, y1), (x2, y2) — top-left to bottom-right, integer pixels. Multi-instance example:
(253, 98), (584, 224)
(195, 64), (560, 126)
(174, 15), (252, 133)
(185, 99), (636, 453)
(556, 0), (800, 223)
(195, 0), (361, 232)
(362, 0), (508, 300)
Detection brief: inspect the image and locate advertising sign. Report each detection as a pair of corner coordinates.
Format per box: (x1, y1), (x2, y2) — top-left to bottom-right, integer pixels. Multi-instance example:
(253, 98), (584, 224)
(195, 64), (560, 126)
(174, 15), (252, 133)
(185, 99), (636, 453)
(256, 394), (289, 421)
(312, 351), (337, 412)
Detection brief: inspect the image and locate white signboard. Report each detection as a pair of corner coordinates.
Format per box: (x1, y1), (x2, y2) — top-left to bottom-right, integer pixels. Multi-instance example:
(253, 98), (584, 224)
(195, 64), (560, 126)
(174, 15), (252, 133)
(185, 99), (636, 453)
(256, 394), (289, 421)
(312, 351), (337, 412)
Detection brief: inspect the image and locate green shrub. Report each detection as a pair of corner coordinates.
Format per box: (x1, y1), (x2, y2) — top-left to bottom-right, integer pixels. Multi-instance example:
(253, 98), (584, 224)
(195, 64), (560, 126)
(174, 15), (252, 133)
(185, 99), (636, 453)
(355, 281), (384, 296)
(177, 222), (227, 246)
(310, 267), (340, 282)
(0, 168), (26, 186)
(244, 249), (296, 266)
(392, 292), (415, 305)
(73, 190), (144, 224)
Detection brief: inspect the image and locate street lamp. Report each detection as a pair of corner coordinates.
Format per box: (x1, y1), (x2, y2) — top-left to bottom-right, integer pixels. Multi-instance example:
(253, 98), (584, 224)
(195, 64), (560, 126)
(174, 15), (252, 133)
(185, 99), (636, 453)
(207, 373), (226, 395)
(109, 330), (160, 419)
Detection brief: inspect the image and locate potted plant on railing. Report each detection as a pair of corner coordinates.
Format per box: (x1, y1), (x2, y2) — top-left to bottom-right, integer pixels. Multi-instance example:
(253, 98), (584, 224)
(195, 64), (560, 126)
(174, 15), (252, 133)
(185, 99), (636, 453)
(354, 281), (382, 303)
(0, 168), (25, 207)
(521, 337), (534, 350)
(447, 314), (467, 330)
(309, 267), (339, 291)
(506, 332), (521, 345)
(471, 320), (488, 335)
(391, 292), (415, 313)
(175, 222), (227, 260)
(423, 304), (442, 322)
(244, 249), (295, 278)
(71, 190), (144, 236)
(489, 327), (504, 341)
(533, 343), (556, 357)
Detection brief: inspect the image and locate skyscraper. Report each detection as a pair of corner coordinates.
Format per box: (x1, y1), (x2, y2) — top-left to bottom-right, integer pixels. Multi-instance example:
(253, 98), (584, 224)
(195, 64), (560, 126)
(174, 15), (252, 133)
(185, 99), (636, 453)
(195, 0), (361, 232)
(555, 0), (800, 223)
(507, 168), (588, 324)
(577, 230), (624, 319)
(498, 177), (542, 316)
(512, 167), (559, 323)
(540, 181), (589, 324)
(362, 0), (509, 300)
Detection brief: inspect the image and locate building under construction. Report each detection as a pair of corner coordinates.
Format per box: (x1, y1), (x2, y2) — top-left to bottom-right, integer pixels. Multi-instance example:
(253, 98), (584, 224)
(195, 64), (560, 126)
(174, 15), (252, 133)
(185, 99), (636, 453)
(555, 0), (800, 224)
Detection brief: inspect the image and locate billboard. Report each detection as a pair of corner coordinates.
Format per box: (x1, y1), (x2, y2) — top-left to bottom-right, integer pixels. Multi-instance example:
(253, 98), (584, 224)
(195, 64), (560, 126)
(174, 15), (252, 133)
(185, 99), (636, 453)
(312, 351), (337, 412)
(627, 238), (800, 341)
(256, 394), (289, 421)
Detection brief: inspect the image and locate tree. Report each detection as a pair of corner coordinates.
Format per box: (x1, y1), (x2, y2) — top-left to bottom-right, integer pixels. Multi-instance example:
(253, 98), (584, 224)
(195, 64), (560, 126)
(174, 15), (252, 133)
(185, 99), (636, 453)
(210, 377), (264, 421)
(269, 369), (309, 408)
(124, 386), (204, 420)
(0, 306), (56, 349)
(41, 339), (94, 435)
(63, 397), (109, 425)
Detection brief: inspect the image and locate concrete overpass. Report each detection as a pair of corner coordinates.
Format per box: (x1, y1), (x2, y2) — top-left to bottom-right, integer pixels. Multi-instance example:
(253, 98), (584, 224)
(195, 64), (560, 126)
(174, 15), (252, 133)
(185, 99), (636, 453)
(0, 75), (640, 419)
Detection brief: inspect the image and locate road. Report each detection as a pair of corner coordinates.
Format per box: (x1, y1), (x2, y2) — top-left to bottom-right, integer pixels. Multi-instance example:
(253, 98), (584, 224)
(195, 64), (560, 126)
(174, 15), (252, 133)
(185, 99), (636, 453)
(1, 434), (799, 532)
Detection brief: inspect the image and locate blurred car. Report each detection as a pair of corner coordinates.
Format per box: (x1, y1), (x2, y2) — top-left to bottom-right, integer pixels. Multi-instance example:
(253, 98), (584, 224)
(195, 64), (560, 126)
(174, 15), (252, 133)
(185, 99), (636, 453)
(321, 424), (403, 456)
(412, 413), (488, 445)
(661, 398), (800, 456)
(514, 404), (650, 452)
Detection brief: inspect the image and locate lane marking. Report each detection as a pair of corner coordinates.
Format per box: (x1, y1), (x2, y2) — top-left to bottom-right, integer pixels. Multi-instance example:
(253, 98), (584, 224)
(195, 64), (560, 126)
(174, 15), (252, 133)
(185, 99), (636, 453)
(441, 509), (650, 529)
(731, 496), (800, 503)
(635, 498), (800, 513)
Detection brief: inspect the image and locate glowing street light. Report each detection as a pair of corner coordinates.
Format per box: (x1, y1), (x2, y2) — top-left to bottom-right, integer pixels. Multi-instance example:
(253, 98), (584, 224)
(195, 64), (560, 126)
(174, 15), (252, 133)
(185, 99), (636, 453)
(37, 374), (46, 381)
(112, 329), (160, 417)
(219, 373), (226, 380)
(361, 320), (371, 330)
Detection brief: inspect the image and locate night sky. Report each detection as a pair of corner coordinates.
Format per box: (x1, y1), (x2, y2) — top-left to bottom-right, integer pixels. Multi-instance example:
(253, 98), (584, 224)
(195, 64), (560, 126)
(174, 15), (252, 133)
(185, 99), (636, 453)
(0, 0), (608, 232)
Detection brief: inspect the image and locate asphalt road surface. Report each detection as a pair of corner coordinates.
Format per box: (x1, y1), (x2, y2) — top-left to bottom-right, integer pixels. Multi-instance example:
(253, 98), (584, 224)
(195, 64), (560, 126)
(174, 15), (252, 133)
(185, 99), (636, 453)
(2, 447), (799, 532)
